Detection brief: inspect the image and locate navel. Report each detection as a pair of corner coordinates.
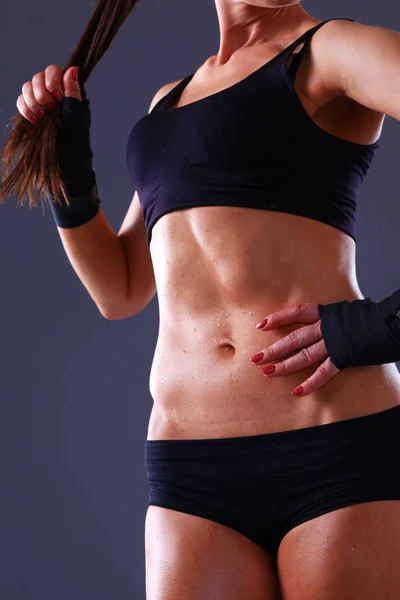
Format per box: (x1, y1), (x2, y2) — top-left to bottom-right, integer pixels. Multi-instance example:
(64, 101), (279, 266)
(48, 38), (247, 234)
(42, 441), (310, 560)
(215, 341), (236, 355)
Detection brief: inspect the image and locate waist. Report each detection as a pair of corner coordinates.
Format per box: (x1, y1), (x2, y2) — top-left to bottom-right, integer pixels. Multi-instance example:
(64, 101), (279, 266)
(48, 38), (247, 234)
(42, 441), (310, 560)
(148, 304), (400, 441)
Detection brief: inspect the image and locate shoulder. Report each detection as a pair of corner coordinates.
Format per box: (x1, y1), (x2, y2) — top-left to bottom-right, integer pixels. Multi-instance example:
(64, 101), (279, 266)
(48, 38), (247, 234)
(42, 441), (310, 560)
(310, 18), (389, 97)
(305, 18), (359, 96)
(148, 78), (185, 113)
(312, 18), (400, 118)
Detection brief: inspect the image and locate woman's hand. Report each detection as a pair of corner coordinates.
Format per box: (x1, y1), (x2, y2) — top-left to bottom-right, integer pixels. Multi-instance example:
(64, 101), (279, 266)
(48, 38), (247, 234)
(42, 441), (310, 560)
(250, 303), (340, 398)
(16, 65), (80, 124)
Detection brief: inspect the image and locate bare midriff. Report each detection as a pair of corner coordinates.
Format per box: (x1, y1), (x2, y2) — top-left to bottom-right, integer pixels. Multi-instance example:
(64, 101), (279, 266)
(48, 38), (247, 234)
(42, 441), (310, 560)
(147, 206), (400, 441)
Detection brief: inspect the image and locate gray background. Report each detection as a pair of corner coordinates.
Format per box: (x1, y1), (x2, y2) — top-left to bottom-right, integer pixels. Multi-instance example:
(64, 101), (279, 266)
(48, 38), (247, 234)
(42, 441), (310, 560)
(0, 0), (399, 598)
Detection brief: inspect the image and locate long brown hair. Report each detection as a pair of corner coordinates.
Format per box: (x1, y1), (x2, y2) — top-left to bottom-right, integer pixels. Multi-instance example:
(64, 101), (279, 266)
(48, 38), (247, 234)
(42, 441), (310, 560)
(0, 0), (141, 209)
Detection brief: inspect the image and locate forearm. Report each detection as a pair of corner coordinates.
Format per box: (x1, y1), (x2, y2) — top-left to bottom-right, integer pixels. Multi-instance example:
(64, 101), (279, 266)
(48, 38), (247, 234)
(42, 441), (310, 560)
(56, 207), (129, 319)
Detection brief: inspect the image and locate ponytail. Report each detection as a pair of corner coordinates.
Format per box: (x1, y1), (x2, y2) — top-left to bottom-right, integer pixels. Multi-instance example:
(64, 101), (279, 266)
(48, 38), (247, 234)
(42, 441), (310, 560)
(0, 0), (141, 208)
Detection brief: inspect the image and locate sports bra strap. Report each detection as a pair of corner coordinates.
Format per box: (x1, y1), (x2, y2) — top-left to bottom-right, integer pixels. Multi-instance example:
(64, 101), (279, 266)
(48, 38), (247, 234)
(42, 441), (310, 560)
(287, 17), (355, 80)
(151, 75), (193, 112)
(152, 18), (356, 110)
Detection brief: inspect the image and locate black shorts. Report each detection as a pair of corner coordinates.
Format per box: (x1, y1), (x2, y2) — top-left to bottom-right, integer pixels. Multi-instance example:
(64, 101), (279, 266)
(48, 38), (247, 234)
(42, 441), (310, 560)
(145, 404), (400, 557)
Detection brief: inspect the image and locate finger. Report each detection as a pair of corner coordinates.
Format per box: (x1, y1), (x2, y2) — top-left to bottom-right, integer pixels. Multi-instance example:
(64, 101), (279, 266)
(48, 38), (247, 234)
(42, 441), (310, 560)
(21, 80), (48, 120)
(16, 93), (40, 124)
(63, 66), (82, 101)
(258, 303), (320, 330)
(31, 72), (58, 110)
(291, 357), (339, 398)
(252, 321), (322, 366)
(261, 339), (329, 377)
(44, 64), (66, 103)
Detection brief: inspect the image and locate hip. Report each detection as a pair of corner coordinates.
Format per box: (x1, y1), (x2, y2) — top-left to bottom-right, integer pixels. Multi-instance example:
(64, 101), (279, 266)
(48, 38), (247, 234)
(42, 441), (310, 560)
(145, 402), (400, 555)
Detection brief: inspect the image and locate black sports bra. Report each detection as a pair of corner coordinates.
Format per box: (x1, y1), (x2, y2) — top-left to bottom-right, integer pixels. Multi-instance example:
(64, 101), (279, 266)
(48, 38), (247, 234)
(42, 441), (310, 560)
(126, 18), (380, 245)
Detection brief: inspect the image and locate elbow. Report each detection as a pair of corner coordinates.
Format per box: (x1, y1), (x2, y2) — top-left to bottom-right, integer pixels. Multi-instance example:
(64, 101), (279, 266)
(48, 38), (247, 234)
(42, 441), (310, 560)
(97, 301), (136, 321)
(100, 310), (128, 321)
(99, 307), (133, 321)
(96, 290), (154, 320)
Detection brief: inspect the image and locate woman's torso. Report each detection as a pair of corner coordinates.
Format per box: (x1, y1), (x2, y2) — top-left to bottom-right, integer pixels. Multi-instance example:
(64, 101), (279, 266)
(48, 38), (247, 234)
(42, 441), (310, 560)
(145, 18), (400, 440)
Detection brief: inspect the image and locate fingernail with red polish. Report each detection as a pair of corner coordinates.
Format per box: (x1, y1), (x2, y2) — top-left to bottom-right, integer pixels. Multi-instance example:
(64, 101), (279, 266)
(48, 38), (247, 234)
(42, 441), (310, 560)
(256, 318), (269, 329)
(250, 352), (264, 364)
(53, 91), (63, 103)
(292, 386), (304, 397)
(45, 102), (57, 110)
(262, 366), (277, 375)
(30, 115), (39, 124)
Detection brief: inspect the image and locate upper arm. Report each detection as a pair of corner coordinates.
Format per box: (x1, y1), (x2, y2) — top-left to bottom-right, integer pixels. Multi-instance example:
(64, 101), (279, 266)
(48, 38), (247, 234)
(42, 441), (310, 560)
(320, 19), (400, 120)
(117, 78), (184, 317)
(118, 190), (156, 316)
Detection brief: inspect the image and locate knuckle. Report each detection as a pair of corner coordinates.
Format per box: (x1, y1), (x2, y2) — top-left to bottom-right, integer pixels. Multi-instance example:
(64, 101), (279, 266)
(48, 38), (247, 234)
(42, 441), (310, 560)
(22, 81), (32, 94)
(287, 330), (299, 345)
(45, 65), (63, 89)
(294, 303), (307, 313)
(300, 347), (312, 363)
(279, 362), (287, 374)
(32, 77), (48, 106)
(266, 316), (275, 328)
(264, 347), (273, 360)
(45, 63), (61, 74)
(317, 362), (330, 377)
(32, 72), (44, 85)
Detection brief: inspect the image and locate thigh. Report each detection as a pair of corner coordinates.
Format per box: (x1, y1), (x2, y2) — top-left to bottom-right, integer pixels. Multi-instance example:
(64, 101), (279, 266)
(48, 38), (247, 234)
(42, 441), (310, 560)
(145, 506), (281, 600)
(277, 501), (400, 599)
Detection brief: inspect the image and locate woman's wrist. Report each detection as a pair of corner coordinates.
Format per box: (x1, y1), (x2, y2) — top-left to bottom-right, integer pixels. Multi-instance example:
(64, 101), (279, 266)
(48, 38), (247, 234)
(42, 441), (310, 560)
(49, 171), (101, 228)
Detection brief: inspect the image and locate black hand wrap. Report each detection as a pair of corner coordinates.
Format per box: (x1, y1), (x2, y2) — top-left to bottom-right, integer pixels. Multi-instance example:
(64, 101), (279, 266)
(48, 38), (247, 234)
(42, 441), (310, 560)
(48, 85), (100, 228)
(318, 289), (400, 369)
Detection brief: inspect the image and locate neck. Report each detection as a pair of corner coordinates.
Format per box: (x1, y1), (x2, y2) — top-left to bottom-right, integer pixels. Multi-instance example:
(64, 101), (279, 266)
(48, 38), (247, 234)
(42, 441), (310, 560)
(214, 1), (311, 64)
